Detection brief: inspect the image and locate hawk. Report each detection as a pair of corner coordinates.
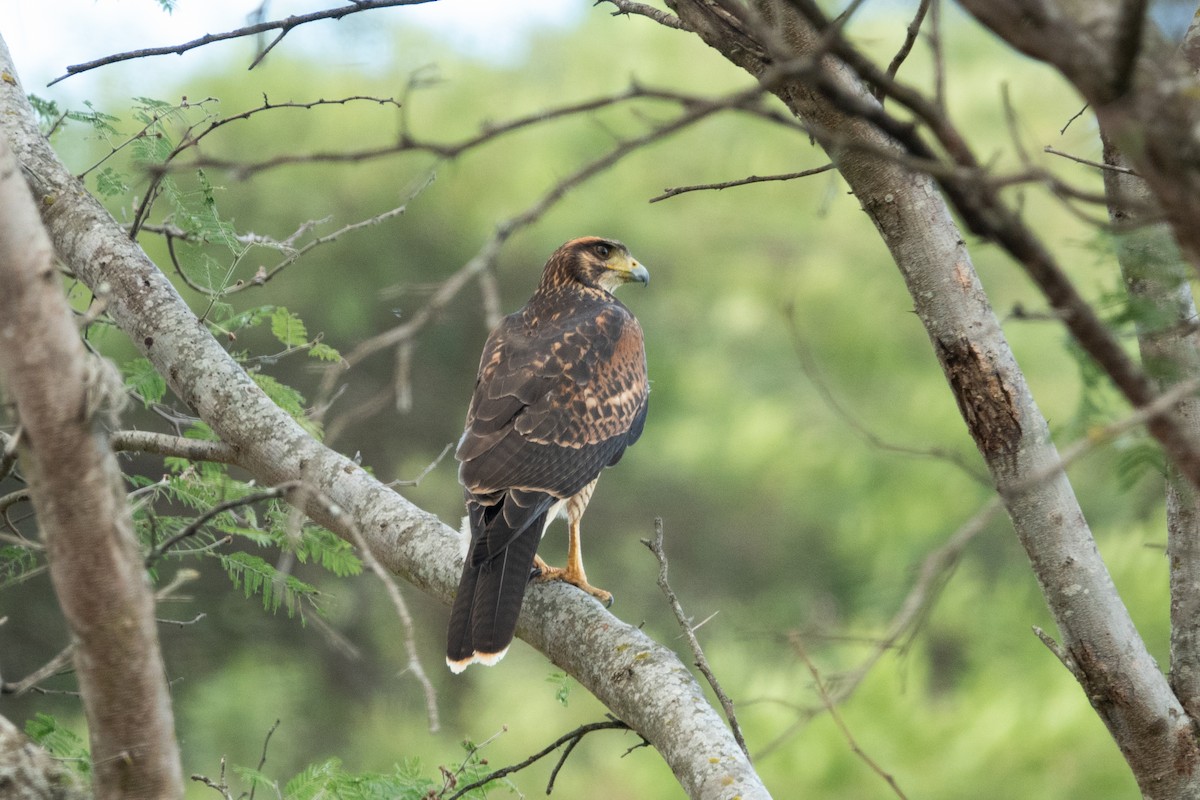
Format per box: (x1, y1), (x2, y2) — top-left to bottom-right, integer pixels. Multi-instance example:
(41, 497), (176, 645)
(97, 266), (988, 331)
(446, 236), (650, 672)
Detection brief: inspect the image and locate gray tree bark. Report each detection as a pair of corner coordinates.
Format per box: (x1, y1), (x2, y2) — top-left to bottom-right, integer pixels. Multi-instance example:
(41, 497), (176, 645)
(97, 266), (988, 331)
(0, 127), (182, 795)
(0, 35), (767, 800)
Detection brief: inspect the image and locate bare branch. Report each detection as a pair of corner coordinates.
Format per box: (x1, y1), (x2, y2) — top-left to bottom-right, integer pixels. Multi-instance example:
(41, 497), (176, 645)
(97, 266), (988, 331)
(1111, 0), (1150, 99)
(50, 0), (437, 85)
(0, 642), (75, 696)
(111, 430), (240, 465)
(1044, 145), (1136, 175)
(649, 163), (834, 202)
(789, 635), (910, 800)
(643, 518), (750, 760)
(602, 0), (692, 30)
(881, 0), (931, 97)
(445, 718), (634, 800)
(339, 504), (440, 733)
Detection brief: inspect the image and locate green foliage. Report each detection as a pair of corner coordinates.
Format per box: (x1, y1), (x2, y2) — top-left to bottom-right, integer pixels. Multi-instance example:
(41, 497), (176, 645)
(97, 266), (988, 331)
(280, 758), (441, 800)
(24, 714), (91, 778)
(122, 357), (167, 407)
(251, 372), (322, 438)
(293, 526), (362, 578)
(219, 551), (323, 619)
(271, 306), (309, 348)
(546, 671), (572, 707)
(27, 95), (120, 137)
(0, 545), (37, 585)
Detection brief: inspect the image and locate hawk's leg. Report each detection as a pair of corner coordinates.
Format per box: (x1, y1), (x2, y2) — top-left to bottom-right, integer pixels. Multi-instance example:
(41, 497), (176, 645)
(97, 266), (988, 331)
(533, 519), (613, 607)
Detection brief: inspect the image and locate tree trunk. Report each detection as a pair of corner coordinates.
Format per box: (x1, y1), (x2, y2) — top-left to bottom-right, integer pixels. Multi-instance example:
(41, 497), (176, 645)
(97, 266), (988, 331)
(0, 133), (182, 797)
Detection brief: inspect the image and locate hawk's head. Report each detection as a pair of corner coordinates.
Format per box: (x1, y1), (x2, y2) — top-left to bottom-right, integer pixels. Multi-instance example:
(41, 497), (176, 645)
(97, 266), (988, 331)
(543, 236), (650, 294)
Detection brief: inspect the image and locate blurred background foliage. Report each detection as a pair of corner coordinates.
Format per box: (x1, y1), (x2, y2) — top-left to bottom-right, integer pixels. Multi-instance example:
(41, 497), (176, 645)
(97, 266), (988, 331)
(0, 1), (1183, 797)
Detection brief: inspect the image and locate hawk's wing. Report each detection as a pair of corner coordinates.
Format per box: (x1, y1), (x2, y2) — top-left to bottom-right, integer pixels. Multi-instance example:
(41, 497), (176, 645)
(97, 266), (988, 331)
(457, 302), (648, 504)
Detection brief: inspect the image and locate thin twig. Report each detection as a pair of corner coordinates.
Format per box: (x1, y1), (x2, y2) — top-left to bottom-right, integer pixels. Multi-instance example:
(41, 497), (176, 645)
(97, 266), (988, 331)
(144, 482), (301, 567)
(1, 642), (75, 695)
(642, 518), (750, 759)
(650, 163), (834, 202)
(335, 504), (440, 732)
(388, 442), (453, 487)
(790, 634), (910, 799)
(247, 720), (280, 800)
(445, 718), (632, 800)
(757, 497), (1001, 757)
(784, 301), (990, 484)
(881, 0), (932, 99)
(1044, 145), (1137, 175)
(51, 1), (436, 84)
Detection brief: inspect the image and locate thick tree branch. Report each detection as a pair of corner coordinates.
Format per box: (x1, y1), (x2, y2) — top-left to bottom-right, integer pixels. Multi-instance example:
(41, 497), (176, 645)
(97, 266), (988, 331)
(957, 0), (1200, 274)
(1099, 36), (1200, 722)
(0, 37), (768, 800)
(0, 111), (182, 797)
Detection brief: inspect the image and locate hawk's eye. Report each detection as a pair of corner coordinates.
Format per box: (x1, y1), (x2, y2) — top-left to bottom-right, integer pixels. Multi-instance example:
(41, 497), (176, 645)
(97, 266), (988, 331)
(593, 243), (611, 259)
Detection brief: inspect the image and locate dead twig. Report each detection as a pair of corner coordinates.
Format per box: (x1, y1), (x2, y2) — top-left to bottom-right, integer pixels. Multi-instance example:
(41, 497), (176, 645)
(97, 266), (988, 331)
(789, 634), (910, 799)
(444, 718), (633, 800)
(650, 163), (834, 202)
(51, 1), (436, 85)
(643, 517), (750, 759)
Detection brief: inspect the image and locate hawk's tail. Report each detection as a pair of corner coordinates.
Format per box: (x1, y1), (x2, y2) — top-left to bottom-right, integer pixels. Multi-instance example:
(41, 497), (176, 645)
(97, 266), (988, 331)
(446, 501), (548, 673)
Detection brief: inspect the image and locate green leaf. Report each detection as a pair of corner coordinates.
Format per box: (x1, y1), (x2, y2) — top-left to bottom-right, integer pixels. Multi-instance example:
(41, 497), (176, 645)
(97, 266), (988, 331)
(95, 166), (129, 198)
(296, 527), (362, 577)
(219, 551), (322, 619)
(232, 765), (277, 795)
(252, 373), (322, 438)
(122, 357), (167, 407)
(309, 342), (342, 362)
(546, 671), (572, 707)
(284, 758), (343, 799)
(271, 307), (309, 348)
(25, 713), (91, 777)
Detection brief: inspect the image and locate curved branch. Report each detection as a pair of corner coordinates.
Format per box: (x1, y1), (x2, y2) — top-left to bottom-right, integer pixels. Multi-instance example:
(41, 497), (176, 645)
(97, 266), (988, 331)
(0, 37), (769, 800)
(49, 0), (436, 85)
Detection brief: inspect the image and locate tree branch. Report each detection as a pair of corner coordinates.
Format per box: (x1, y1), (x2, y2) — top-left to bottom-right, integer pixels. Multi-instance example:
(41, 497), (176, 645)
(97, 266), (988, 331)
(49, 0), (437, 85)
(644, 518), (749, 759)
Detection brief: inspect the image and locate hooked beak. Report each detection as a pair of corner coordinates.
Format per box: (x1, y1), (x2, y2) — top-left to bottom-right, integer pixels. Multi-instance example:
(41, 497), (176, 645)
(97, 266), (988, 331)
(628, 262), (650, 286)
